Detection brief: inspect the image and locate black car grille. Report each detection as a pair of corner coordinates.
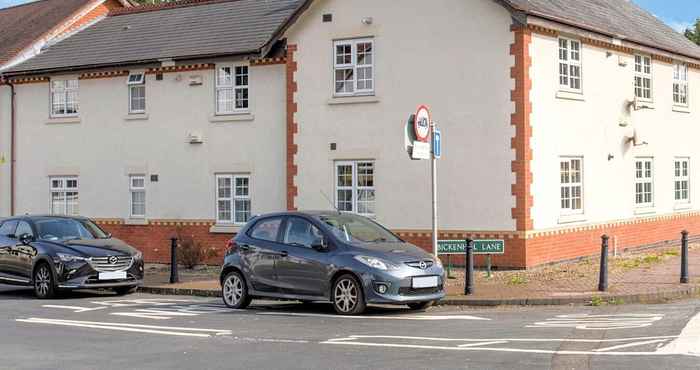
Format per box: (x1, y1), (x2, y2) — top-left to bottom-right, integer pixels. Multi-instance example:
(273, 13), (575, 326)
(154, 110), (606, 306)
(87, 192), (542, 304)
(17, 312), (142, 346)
(399, 285), (443, 296)
(89, 256), (133, 272)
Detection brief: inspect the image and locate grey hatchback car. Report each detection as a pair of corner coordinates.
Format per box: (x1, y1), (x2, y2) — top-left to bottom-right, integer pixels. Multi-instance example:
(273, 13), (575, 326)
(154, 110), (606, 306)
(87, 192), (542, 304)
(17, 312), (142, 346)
(220, 211), (445, 315)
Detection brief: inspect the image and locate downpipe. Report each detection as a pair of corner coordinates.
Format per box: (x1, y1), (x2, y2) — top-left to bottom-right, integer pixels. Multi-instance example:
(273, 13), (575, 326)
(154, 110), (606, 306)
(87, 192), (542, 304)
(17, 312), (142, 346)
(1, 73), (15, 216)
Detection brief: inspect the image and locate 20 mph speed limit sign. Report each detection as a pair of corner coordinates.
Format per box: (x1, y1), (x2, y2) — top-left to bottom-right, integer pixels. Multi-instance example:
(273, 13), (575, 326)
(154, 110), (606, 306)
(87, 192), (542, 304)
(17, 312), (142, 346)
(414, 105), (431, 142)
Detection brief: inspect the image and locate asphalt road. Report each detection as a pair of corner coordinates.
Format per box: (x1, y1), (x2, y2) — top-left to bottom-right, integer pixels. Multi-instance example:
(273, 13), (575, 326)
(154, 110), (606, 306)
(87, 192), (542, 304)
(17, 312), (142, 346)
(0, 285), (698, 370)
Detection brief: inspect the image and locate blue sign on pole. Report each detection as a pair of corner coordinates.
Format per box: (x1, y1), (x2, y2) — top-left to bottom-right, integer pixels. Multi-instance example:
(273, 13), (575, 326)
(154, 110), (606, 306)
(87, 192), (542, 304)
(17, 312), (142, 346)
(433, 127), (442, 159)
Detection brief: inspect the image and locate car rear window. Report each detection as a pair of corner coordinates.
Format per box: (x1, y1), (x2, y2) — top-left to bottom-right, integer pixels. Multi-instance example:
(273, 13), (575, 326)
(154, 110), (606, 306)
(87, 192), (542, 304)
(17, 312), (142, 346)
(249, 218), (282, 242)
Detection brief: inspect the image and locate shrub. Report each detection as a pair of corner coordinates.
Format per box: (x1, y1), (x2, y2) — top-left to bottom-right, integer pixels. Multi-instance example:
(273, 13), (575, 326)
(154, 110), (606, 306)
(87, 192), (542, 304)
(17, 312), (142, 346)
(175, 230), (218, 269)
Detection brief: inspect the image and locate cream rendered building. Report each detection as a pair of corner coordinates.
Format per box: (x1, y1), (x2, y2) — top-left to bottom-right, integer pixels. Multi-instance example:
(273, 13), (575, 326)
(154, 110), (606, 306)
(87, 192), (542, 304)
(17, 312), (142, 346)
(2, 0), (700, 267)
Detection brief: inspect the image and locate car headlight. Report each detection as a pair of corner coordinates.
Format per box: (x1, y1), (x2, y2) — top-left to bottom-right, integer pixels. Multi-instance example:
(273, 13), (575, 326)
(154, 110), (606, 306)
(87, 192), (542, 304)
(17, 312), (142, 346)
(133, 251), (143, 261)
(354, 256), (398, 271)
(434, 258), (443, 268)
(56, 253), (89, 263)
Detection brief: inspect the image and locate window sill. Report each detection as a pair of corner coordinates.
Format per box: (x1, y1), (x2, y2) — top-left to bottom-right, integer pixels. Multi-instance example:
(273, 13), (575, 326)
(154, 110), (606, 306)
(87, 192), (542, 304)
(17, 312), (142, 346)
(674, 203), (693, 211)
(124, 113), (149, 121)
(633, 207), (656, 216)
(210, 224), (242, 234)
(555, 90), (585, 101)
(557, 214), (586, 224)
(46, 117), (81, 125)
(209, 113), (255, 123)
(672, 105), (691, 114)
(634, 100), (655, 110)
(327, 95), (380, 105)
(124, 218), (148, 226)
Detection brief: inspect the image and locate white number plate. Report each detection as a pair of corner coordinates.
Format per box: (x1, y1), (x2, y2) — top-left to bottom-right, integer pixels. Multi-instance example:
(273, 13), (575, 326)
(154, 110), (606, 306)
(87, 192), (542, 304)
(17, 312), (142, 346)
(99, 271), (127, 280)
(412, 276), (438, 288)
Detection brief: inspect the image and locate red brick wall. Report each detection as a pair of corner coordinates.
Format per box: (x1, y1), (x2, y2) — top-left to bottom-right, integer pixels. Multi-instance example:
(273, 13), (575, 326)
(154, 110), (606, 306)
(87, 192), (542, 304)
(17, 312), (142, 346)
(286, 44), (299, 211)
(97, 221), (233, 265)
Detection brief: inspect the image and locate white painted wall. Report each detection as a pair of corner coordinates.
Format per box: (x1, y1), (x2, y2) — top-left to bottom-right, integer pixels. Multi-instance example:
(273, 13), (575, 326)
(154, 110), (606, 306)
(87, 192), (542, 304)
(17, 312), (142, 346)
(285, 0), (516, 231)
(8, 62), (287, 222)
(0, 86), (11, 216)
(530, 32), (700, 230)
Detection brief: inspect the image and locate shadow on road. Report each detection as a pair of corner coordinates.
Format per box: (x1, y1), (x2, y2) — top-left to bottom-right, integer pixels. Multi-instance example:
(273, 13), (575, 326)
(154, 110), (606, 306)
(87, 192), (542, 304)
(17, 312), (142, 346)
(244, 301), (416, 316)
(0, 284), (122, 300)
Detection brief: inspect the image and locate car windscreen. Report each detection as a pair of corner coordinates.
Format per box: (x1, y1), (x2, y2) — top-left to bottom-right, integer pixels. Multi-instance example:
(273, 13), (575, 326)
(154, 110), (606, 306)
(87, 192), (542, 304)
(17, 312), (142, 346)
(35, 218), (109, 242)
(318, 214), (400, 244)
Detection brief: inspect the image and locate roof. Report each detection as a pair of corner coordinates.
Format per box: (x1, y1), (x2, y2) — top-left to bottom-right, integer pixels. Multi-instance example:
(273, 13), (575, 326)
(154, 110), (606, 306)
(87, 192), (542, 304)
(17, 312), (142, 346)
(0, 0), (99, 66)
(503, 0), (700, 60)
(5, 0), (307, 74)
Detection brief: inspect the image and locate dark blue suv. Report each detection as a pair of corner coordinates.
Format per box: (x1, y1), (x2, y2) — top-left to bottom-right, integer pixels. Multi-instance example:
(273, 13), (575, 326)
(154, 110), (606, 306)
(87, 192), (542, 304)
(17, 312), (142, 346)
(220, 211), (445, 315)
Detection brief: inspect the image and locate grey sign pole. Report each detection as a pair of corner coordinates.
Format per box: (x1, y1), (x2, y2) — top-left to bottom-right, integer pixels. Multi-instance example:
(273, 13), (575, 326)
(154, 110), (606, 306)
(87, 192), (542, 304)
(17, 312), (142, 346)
(431, 122), (438, 257)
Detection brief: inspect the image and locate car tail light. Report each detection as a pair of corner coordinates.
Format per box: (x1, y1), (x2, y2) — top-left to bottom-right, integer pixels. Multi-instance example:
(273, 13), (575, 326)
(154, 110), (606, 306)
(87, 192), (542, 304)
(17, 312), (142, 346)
(226, 239), (237, 254)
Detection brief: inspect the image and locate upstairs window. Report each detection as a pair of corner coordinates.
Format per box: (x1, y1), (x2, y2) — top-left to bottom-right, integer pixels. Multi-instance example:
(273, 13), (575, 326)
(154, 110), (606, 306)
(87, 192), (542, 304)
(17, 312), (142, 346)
(634, 55), (652, 101)
(560, 157), (583, 214)
(129, 175), (146, 218)
(558, 38), (582, 92)
(635, 158), (654, 207)
(674, 158), (690, 204)
(50, 79), (79, 117)
(50, 176), (79, 216)
(127, 73), (146, 114)
(334, 38), (374, 96)
(673, 62), (689, 106)
(216, 65), (249, 115)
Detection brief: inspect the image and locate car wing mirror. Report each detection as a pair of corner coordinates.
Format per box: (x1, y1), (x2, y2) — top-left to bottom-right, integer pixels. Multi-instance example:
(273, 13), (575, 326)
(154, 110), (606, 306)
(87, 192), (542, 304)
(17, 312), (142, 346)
(19, 233), (35, 245)
(311, 237), (328, 251)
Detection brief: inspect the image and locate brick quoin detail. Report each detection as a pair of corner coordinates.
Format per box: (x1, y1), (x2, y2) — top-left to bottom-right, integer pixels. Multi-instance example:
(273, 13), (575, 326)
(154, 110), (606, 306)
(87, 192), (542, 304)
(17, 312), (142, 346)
(510, 24), (534, 233)
(286, 44), (299, 211)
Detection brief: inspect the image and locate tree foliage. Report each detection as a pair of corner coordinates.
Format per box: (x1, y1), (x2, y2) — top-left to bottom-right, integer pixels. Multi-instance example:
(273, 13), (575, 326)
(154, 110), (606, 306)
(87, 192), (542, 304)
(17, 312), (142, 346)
(685, 19), (700, 46)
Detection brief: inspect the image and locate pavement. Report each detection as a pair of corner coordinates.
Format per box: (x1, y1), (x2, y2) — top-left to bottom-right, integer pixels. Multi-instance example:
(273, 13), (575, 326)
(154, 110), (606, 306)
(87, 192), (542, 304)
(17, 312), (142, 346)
(142, 245), (700, 306)
(0, 286), (698, 369)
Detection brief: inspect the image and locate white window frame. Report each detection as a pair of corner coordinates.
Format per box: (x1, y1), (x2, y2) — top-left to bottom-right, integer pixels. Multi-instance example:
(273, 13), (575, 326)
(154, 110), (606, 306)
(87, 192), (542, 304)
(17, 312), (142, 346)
(557, 38), (582, 92)
(127, 73), (146, 114)
(634, 54), (653, 102)
(334, 161), (376, 217)
(634, 158), (654, 208)
(673, 62), (689, 107)
(49, 176), (79, 216)
(215, 64), (249, 115)
(559, 157), (583, 215)
(333, 38), (375, 97)
(50, 79), (79, 117)
(129, 175), (146, 218)
(674, 158), (690, 204)
(215, 174), (251, 225)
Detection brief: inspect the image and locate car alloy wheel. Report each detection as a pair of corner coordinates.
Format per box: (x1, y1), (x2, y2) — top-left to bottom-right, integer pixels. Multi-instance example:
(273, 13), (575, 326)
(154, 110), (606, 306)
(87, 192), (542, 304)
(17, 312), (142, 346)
(332, 274), (366, 315)
(34, 264), (55, 299)
(222, 271), (251, 309)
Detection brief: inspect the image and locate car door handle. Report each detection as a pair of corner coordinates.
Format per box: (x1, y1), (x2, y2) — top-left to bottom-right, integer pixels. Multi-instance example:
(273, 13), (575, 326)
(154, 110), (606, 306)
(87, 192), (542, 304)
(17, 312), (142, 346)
(239, 245), (252, 251)
(279, 251), (289, 257)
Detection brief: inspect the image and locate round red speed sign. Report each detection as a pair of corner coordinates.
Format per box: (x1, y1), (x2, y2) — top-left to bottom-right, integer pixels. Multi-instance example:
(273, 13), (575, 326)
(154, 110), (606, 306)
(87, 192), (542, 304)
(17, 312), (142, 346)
(414, 105), (431, 142)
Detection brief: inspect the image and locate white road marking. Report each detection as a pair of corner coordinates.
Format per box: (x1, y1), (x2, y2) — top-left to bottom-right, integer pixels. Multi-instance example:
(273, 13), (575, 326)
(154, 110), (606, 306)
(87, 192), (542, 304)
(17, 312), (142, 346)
(43, 305), (107, 313)
(321, 335), (684, 357)
(111, 309), (200, 320)
(90, 299), (199, 308)
(324, 335), (678, 343)
(257, 312), (490, 321)
(17, 318), (232, 338)
(594, 339), (670, 352)
(527, 314), (664, 330)
(658, 311), (700, 356)
(457, 341), (508, 348)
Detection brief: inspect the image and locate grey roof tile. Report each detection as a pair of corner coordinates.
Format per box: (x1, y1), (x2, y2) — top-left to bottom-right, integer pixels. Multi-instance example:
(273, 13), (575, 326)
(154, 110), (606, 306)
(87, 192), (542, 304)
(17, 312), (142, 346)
(505, 0), (700, 59)
(6, 0), (304, 73)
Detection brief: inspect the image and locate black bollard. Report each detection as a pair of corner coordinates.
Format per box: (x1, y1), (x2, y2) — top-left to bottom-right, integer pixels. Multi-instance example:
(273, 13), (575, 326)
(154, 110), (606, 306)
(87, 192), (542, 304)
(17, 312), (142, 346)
(465, 238), (474, 295)
(170, 237), (179, 284)
(598, 235), (609, 292)
(681, 230), (689, 284)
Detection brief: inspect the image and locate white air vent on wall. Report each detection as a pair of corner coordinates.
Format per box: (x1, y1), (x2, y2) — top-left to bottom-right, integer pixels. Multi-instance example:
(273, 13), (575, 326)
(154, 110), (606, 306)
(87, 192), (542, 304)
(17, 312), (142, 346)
(188, 132), (204, 144)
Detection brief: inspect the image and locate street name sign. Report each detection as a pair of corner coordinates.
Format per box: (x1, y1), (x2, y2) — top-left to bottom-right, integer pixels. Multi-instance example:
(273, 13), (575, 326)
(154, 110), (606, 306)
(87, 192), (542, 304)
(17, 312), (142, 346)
(438, 239), (505, 255)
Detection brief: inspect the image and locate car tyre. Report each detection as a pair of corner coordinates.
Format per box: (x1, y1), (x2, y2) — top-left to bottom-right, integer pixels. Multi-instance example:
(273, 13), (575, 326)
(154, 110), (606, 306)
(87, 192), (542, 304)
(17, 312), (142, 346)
(222, 271), (252, 309)
(113, 286), (138, 296)
(332, 274), (366, 315)
(33, 263), (56, 299)
(407, 301), (434, 311)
